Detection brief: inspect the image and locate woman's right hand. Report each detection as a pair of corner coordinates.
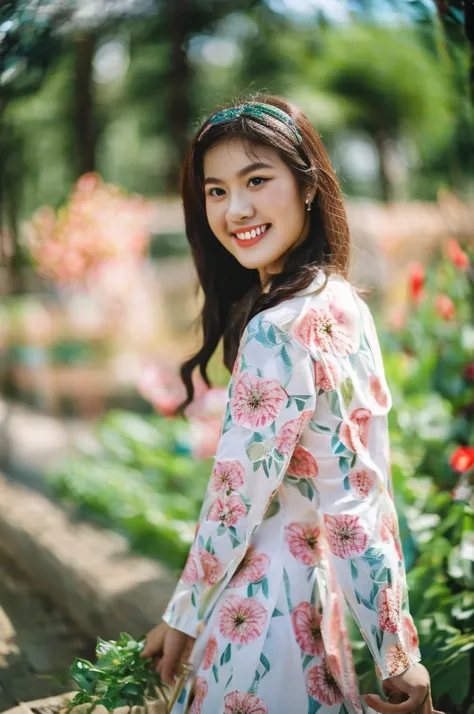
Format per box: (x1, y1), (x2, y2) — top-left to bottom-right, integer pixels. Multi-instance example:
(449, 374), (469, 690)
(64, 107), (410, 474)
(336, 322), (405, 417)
(362, 662), (445, 714)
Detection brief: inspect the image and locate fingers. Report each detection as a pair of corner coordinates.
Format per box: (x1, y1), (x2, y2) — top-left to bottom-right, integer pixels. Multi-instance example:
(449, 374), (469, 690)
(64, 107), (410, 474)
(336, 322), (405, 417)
(160, 631), (187, 686)
(363, 690), (427, 714)
(140, 623), (167, 659)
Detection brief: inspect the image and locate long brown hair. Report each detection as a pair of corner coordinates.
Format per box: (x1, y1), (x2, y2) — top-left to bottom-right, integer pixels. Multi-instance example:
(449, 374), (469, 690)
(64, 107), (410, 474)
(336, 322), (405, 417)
(178, 93), (351, 410)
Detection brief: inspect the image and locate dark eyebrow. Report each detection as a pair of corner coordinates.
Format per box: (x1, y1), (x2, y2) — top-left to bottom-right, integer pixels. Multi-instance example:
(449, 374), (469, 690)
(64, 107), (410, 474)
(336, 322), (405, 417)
(204, 162), (274, 186)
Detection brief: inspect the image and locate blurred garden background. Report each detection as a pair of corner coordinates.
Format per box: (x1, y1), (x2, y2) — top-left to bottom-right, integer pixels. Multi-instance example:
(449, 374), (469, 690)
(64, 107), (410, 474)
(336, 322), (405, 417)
(0, 0), (473, 712)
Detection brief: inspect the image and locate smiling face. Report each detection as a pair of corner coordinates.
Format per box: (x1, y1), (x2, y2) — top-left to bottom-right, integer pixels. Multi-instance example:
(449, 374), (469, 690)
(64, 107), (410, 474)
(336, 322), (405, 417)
(203, 137), (315, 283)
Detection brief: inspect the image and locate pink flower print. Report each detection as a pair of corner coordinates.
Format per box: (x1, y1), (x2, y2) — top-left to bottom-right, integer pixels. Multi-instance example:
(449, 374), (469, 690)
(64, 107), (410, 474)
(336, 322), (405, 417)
(385, 644), (410, 677)
(219, 595), (267, 644)
(402, 614), (420, 656)
(306, 661), (344, 706)
(291, 601), (324, 656)
(208, 493), (247, 527)
(369, 375), (389, 408)
(315, 359), (341, 391)
(287, 445), (319, 479)
(182, 550), (199, 585)
(202, 635), (218, 670)
(200, 550), (224, 585)
(379, 582), (402, 633)
(230, 373), (287, 430)
(293, 306), (357, 357)
(229, 545), (269, 586)
(284, 522), (323, 565)
(189, 676), (208, 714)
(211, 460), (245, 493)
(323, 513), (369, 558)
(224, 691), (268, 714)
(339, 408), (371, 453)
(231, 352), (242, 382)
(275, 413), (309, 455)
(348, 469), (375, 499)
(381, 512), (403, 561)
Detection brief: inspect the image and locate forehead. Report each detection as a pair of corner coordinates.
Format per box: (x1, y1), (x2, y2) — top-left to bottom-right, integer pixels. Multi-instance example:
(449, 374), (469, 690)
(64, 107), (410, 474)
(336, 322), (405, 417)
(203, 137), (284, 176)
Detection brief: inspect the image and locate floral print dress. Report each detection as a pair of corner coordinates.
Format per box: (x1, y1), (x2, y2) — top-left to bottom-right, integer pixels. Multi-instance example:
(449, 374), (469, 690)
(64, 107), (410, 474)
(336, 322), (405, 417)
(162, 271), (422, 714)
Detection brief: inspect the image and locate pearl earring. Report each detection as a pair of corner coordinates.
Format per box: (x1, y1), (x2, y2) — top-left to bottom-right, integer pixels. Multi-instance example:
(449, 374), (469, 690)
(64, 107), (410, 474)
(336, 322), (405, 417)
(305, 193), (312, 212)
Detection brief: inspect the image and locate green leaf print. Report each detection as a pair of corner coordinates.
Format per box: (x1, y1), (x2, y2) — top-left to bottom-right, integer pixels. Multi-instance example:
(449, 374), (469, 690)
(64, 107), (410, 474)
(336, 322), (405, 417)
(191, 590), (196, 607)
(339, 457), (351, 477)
(343, 475), (350, 491)
(309, 421), (332, 434)
(220, 643), (232, 666)
(331, 434), (350, 456)
(212, 664), (219, 683)
(308, 695), (322, 713)
(272, 608), (284, 617)
(267, 324), (277, 345)
(350, 561), (358, 579)
(372, 625), (384, 652)
(262, 577), (269, 598)
(225, 673), (233, 689)
(247, 442), (268, 462)
(340, 378), (354, 409)
(302, 654), (313, 670)
(327, 390), (343, 419)
(283, 567), (293, 611)
(228, 526), (241, 548)
(260, 653), (271, 675)
(360, 595), (376, 611)
(217, 524), (227, 537)
(279, 345), (292, 374)
(262, 460), (270, 479)
(370, 583), (379, 605)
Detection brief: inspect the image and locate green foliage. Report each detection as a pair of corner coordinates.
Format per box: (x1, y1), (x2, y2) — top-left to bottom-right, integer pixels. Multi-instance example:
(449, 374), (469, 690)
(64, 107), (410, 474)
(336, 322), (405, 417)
(46, 410), (213, 571)
(67, 632), (168, 709)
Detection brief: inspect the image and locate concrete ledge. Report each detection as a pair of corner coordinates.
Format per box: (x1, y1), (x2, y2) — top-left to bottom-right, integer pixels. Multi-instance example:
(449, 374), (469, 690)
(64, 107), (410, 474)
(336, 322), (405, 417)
(0, 472), (177, 641)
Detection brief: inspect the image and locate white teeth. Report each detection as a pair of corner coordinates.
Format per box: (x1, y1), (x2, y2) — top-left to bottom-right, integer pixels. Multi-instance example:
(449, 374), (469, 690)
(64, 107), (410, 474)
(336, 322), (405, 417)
(235, 224), (269, 240)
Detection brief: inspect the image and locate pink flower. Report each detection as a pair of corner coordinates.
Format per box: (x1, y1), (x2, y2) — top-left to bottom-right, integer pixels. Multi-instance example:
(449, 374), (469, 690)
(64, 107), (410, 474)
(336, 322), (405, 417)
(284, 522), (323, 565)
(402, 614), (419, 656)
(200, 550), (224, 585)
(202, 635), (218, 670)
(435, 294), (455, 321)
(409, 263), (425, 304)
(224, 691), (268, 714)
(291, 602), (324, 656)
(230, 373), (287, 430)
(229, 545), (269, 586)
(348, 469), (375, 499)
(324, 513), (369, 558)
(369, 375), (389, 408)
(211, 460), (245, 492)
(275, 411), (312, 455)
(293, 305), (357, 357)
(189, 676), (208, 714)
(306, 661), (343, 706)
(138, 363), (186, 417)
(287, 445), (319, 479)
(208, 493), (247, 527)
(219, 595), (267, 644)
(385, 644), (410, 677)
(184, 387), (228, 421)
(379, 583), (402, 634)
(339, 408), (371, 453)
(182, 551), (199, 585)
(188, 418), (222, 460)
(381, 513), (403, 561)
(446, 238), (470, 271)
(315, 359), (341, 391)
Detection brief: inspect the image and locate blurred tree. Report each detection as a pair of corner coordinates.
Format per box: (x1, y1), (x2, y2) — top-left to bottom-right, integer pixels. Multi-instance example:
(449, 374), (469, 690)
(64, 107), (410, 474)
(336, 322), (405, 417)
(314, 25), (455, 201)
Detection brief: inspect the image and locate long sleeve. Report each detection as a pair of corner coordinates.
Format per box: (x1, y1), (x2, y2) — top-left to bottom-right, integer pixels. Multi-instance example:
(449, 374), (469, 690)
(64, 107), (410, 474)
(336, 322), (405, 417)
(308, 291), (422, 681)
(162, 312), (317, 638)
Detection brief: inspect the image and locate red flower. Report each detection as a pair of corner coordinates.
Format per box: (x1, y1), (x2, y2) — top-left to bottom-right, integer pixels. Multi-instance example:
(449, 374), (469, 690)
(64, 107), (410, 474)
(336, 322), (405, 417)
(408, 263), (425, 303)
(463, 363), (474, 383)
(446, 238), (470, 271)
(435, 294), (455, 321)
(450, 446), (474, 473)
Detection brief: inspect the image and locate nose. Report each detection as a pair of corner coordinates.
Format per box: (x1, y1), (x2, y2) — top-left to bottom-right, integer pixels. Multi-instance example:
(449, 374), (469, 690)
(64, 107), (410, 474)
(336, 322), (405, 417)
(226, 190), (255, 225)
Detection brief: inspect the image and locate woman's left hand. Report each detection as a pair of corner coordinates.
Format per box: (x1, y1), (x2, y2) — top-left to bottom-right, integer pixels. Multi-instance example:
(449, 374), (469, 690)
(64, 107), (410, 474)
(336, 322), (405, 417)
(140, 621), (196, 687)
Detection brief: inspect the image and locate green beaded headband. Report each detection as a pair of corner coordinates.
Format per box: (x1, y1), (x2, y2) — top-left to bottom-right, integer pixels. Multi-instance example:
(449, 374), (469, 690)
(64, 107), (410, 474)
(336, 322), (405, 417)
(197, 102), (303, 145)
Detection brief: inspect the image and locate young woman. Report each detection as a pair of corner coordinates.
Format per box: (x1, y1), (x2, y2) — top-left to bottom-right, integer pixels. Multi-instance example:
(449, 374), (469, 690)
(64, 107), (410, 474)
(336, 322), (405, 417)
(140, 95), (442, 714)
